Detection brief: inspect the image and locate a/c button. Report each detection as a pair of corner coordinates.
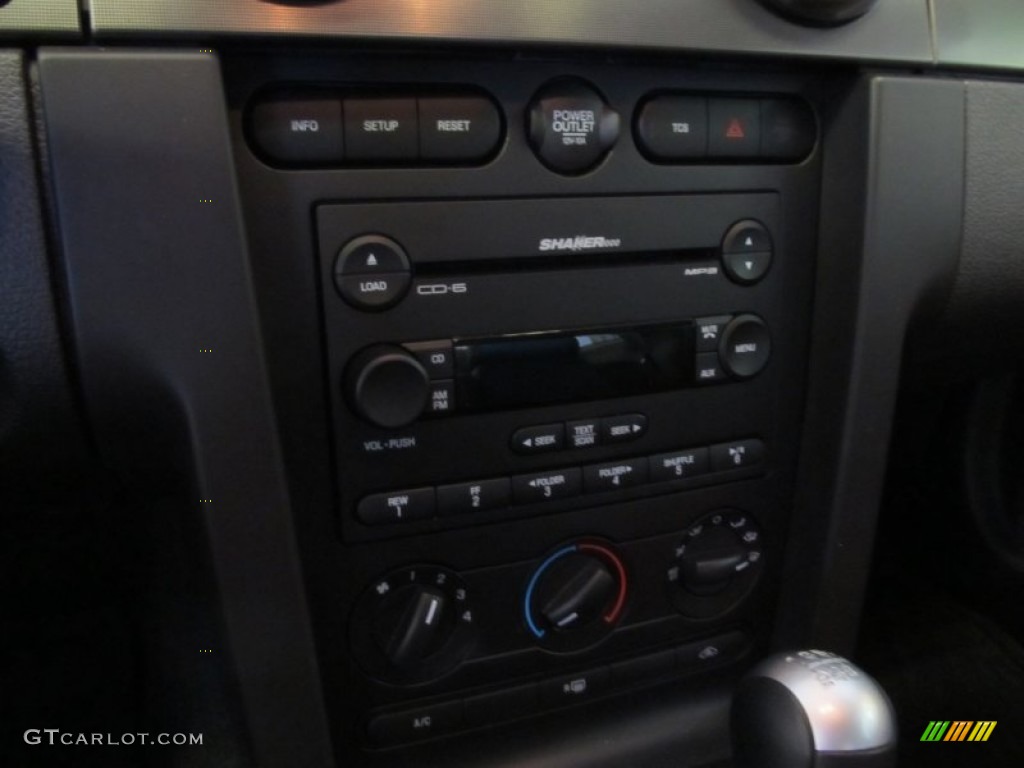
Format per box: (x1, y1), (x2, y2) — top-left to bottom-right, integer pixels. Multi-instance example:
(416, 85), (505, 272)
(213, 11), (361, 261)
(367, 699), (463, 746)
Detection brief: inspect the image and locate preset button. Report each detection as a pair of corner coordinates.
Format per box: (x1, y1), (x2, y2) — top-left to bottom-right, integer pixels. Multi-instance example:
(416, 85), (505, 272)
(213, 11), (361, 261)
(512, 468), (582, 504)
(649, 448), (710, 482)
(709, 439), (765, 472)
(583, 458), (648, 493)
(357, 488), (435, 526)
(437, 478), (511, 516)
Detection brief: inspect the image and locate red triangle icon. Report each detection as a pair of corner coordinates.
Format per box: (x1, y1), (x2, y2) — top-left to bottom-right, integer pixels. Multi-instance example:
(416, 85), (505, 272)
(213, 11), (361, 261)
(725, 118), (745, 139)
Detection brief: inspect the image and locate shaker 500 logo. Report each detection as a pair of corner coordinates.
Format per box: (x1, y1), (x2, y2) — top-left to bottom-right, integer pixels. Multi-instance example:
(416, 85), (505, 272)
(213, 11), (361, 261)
(538, 236), (622, 252)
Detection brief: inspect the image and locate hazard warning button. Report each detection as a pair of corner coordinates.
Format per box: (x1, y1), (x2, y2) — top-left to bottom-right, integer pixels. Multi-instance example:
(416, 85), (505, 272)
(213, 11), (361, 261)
(708, 99), (760, 158)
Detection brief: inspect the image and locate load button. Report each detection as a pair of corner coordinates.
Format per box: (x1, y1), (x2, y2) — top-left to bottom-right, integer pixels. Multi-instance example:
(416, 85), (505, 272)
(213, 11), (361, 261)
(334, 234), (412, 311)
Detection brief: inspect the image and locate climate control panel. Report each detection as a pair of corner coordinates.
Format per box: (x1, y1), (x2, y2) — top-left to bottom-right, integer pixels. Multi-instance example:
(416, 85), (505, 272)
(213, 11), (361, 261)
(349, 515), (764, 746)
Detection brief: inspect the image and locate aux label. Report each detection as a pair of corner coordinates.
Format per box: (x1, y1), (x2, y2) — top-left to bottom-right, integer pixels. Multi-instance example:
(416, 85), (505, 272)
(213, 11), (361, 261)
(417, 283), (467, 296)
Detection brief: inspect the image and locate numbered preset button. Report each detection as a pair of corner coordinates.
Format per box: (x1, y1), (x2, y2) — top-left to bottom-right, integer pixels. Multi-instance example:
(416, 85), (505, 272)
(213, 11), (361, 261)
(649, 448), (710, 482)
(512, 468), (583, 505)
(437, 478), (511, 516)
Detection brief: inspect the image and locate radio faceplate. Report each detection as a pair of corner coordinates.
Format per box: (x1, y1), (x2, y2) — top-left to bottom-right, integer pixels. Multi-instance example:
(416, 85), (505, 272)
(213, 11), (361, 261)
(317, 194), (785, 543)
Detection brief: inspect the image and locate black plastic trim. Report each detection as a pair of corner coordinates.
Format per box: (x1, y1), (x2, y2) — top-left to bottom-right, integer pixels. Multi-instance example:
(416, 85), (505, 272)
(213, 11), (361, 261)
(37, 48), (334, 767)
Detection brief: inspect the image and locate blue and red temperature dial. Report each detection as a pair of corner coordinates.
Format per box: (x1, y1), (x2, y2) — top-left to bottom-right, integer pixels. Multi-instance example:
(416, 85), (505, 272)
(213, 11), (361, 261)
(523, 541), (628, 652)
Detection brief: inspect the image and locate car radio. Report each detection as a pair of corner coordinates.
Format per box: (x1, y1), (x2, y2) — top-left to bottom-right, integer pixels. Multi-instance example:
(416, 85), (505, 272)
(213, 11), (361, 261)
(318, 193), (786, 543)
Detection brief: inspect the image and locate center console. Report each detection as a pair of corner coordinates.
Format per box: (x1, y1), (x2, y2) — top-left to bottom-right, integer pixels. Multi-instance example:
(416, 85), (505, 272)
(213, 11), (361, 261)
(223, 53), (822, 764)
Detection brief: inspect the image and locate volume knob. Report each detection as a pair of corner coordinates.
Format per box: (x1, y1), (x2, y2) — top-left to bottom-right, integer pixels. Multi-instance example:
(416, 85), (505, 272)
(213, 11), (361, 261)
(346, 345), (430, 428)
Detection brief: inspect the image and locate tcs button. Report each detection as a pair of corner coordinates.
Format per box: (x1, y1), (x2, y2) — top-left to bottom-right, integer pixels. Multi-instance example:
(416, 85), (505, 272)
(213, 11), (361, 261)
(528, 79), (620, 175)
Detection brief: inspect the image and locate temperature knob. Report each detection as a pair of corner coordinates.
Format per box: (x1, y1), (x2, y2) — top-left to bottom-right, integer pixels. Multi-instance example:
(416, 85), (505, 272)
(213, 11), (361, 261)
(350, 566), (475, 684)
(524, 541), (628, 652)
(667, 511), (763, 619)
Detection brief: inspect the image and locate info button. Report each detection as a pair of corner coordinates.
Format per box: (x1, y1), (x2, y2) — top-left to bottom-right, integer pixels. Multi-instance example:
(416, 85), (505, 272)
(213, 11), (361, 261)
(250, 95), (343, 164)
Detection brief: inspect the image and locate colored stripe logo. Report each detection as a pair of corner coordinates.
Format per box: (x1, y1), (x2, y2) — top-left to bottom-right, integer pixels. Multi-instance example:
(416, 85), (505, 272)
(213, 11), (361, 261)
(921, 721), (996, 742)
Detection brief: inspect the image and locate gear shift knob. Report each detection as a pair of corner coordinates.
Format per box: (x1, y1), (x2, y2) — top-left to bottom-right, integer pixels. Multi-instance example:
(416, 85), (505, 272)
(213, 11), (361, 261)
(731, 650), (897, 768)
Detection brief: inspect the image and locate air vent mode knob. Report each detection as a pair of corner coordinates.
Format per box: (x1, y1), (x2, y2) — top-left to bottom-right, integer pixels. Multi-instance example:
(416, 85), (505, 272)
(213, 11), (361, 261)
(758, 0), (878, 26)
(668, 511), (763, 619)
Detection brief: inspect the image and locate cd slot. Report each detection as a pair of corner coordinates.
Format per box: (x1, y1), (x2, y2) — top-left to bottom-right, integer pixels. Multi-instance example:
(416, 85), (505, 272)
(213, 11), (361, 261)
(415, 249), (714, 276)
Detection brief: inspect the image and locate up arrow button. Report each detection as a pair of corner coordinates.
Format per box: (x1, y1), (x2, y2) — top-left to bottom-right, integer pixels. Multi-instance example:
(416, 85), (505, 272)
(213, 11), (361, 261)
(721, 220), (773, 285)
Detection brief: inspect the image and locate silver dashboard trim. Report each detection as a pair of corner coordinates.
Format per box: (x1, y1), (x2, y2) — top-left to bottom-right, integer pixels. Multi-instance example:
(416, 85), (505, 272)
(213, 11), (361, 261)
(0, 0), (79, 36)
(89, 0), (932, 64)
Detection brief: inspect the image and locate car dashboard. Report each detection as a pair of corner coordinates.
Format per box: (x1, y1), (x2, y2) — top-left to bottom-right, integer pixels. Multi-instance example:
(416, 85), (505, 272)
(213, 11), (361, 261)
(3, 2), (1024, 767)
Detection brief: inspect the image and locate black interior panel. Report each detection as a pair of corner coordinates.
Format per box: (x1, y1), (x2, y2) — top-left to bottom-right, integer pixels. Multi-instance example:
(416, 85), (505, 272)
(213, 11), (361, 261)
(3, 2), (1024, 766)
